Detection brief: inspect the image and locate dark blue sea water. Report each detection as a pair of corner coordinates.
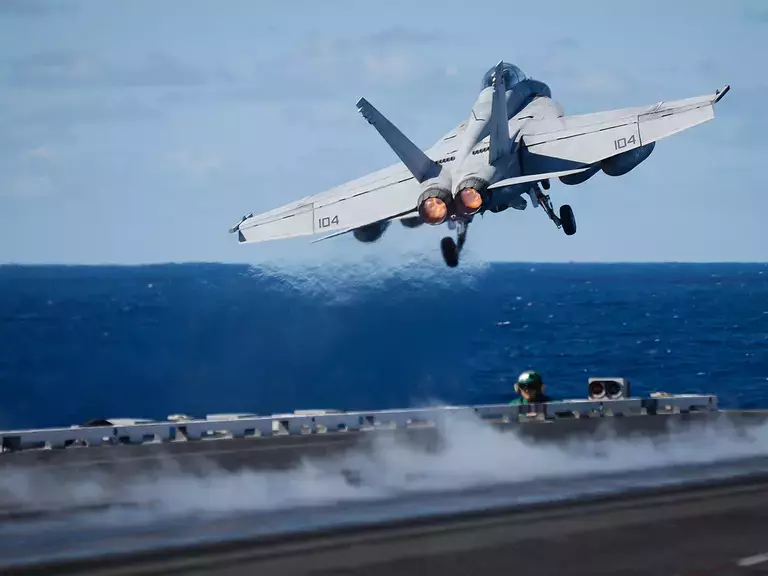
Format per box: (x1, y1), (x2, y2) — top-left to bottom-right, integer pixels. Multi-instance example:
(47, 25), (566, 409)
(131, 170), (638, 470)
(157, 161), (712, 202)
(1, 262), (767, 430)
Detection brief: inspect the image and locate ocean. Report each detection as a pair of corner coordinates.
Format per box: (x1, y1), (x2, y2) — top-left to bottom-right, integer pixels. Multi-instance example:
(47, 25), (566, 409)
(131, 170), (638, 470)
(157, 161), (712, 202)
(1, 262), (767, 431)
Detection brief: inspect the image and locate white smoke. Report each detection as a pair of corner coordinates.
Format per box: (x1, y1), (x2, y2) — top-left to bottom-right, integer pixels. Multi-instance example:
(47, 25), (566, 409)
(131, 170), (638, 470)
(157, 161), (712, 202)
(2, 410), (768, 527)
(247, 249), (491, 303)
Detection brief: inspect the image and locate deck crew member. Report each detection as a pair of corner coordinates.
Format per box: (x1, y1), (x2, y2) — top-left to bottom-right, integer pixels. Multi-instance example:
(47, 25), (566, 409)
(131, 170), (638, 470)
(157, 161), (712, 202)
(509, 370), (552, 405)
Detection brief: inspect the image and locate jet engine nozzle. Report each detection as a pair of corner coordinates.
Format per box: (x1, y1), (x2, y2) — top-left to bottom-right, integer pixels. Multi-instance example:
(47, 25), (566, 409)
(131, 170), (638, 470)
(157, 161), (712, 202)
(456, 187), (483, 216)
(417, 187), (453, 225)
(454, 176), (489, 216)
(420, 197), (448, 224)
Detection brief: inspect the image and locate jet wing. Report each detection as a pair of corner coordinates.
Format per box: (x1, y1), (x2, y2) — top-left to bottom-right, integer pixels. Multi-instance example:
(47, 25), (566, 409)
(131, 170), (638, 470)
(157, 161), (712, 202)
(231, 163), (421, 244)
(520, 85), (730, 171)
(232, 101), (466, 244)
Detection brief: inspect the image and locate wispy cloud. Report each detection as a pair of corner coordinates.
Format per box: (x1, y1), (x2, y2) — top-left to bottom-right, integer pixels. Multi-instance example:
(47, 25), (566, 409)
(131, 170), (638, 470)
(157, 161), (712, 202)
(0, 97), (163, 145)
(1, 144), (58, 199)
(1, 174), (54, 199)
(3, 51), (233, 89)
(249, 27), (456, 100)
(743, 3), (768, 23)
(359, 28), (445, 48)
(569, 71), (631, 95)
(21, 145), (56, 161)
(166, 149), (223, 179)
(534, 37), (632, 97)
(0, 0), (76, 17)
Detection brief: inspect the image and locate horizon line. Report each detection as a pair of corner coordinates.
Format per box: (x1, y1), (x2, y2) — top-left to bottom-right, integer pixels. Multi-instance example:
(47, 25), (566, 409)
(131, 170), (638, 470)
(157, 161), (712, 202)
(1, 260), (767, 267)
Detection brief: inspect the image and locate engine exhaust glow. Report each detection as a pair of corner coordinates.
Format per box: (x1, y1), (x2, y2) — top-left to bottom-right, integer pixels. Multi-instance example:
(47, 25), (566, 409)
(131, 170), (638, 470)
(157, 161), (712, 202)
(459, 188), (482, 212)
(419, 197), (448, 225)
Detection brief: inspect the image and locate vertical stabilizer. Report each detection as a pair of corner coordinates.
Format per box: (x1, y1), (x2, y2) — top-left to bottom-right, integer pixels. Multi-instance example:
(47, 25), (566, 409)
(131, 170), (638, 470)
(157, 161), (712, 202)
(357, 97), (441, 183)
(488, 61), (512, 164)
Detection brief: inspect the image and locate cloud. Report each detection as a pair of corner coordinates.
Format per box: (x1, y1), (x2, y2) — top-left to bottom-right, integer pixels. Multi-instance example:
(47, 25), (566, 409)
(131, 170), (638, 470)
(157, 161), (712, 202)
(0, 144), (59, 199)
(717, 84), (768, 150)
(0, 0), (76, 16)
(166, 149), (223, 179)
(552, 37), (580, 50)
(358, 27), (445, 49)
(21, 145), (56, 161)
(0, 97), (164, 144)
(4, 51), (233, 89)
(242, 27), (457, 103)
(570, 71), (631, 95)
(301, 37), (423, 88)
(359, 51), (418, 85)
(534, 37), (632, 98)
(1, 174), (54, 199)
(743, 3), (768, 23)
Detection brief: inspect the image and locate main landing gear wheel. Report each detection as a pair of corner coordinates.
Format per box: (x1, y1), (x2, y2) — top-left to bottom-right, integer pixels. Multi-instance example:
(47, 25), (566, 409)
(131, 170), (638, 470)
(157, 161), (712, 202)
(440, 237), (459, 267)
(440, 219), (468, 267)
(532, 183), (577, 237)
(560, 204), (577, 236)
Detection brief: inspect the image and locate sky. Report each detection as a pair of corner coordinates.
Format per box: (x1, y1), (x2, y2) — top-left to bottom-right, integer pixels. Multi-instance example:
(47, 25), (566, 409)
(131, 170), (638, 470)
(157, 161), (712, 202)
(0, 0), (766, 266)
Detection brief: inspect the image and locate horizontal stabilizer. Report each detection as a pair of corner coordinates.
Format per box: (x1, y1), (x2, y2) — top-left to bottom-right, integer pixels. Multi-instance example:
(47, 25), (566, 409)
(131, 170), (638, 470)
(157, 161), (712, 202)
(487, 167), (590, 190)
(357, 97), (440, 183)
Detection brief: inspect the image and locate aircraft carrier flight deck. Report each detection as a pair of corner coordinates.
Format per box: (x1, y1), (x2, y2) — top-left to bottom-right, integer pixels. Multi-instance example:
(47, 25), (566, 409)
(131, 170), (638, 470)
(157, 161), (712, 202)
(2, 378), (768, 575)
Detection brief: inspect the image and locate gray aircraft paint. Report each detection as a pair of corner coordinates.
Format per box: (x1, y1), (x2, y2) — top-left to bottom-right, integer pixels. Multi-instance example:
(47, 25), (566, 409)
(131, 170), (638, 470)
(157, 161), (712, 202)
(230, 61), (729, 255)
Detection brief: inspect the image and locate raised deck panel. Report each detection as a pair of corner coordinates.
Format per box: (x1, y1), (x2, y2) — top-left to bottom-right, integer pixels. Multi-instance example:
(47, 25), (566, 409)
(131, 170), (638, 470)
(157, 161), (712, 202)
(0, 394), (718, 454)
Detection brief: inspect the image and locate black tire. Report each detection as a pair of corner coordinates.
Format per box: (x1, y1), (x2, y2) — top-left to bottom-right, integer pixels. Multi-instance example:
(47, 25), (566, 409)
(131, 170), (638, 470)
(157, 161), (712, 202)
(440, 237), (459, 267)
(560, 204), (577, 236)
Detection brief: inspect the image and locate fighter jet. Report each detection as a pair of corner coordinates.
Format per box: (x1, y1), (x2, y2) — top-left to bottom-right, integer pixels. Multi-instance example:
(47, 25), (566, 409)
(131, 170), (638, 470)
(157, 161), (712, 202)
(230, 61), (730, 267)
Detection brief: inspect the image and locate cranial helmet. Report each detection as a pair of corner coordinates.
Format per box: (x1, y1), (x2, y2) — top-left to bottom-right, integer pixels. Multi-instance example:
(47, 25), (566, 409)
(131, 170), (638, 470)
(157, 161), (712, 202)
(516, 370), (543, 390)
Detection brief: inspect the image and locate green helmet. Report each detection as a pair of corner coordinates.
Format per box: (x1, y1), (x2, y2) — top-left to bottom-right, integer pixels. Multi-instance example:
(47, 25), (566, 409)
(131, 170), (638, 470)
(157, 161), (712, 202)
(517, 370), (543, 389)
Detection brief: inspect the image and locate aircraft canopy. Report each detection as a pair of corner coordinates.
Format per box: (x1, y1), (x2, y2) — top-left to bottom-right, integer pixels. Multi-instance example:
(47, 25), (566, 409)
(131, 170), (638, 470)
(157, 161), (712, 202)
(481, 62), (526, 90)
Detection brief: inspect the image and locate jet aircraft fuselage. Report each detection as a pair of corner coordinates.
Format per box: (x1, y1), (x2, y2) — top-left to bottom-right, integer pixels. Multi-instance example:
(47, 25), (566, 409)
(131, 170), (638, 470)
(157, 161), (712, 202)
(230, 60), (729, 267)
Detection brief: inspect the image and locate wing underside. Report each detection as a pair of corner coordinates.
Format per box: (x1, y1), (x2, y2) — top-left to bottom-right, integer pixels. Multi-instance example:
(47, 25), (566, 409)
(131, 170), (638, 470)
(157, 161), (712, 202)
(234, 173), (420, 244)
(520, 85), (730, 171)
(234, 103), (465, 244)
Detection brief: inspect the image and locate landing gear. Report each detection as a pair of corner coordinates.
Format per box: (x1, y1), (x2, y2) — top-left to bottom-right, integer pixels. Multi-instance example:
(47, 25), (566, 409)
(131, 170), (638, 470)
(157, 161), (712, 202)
(440, 219), (468, 267)
(559, 204), (577, 236)
(440, 237), (459, 267)
(532, 184), (577, 236)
